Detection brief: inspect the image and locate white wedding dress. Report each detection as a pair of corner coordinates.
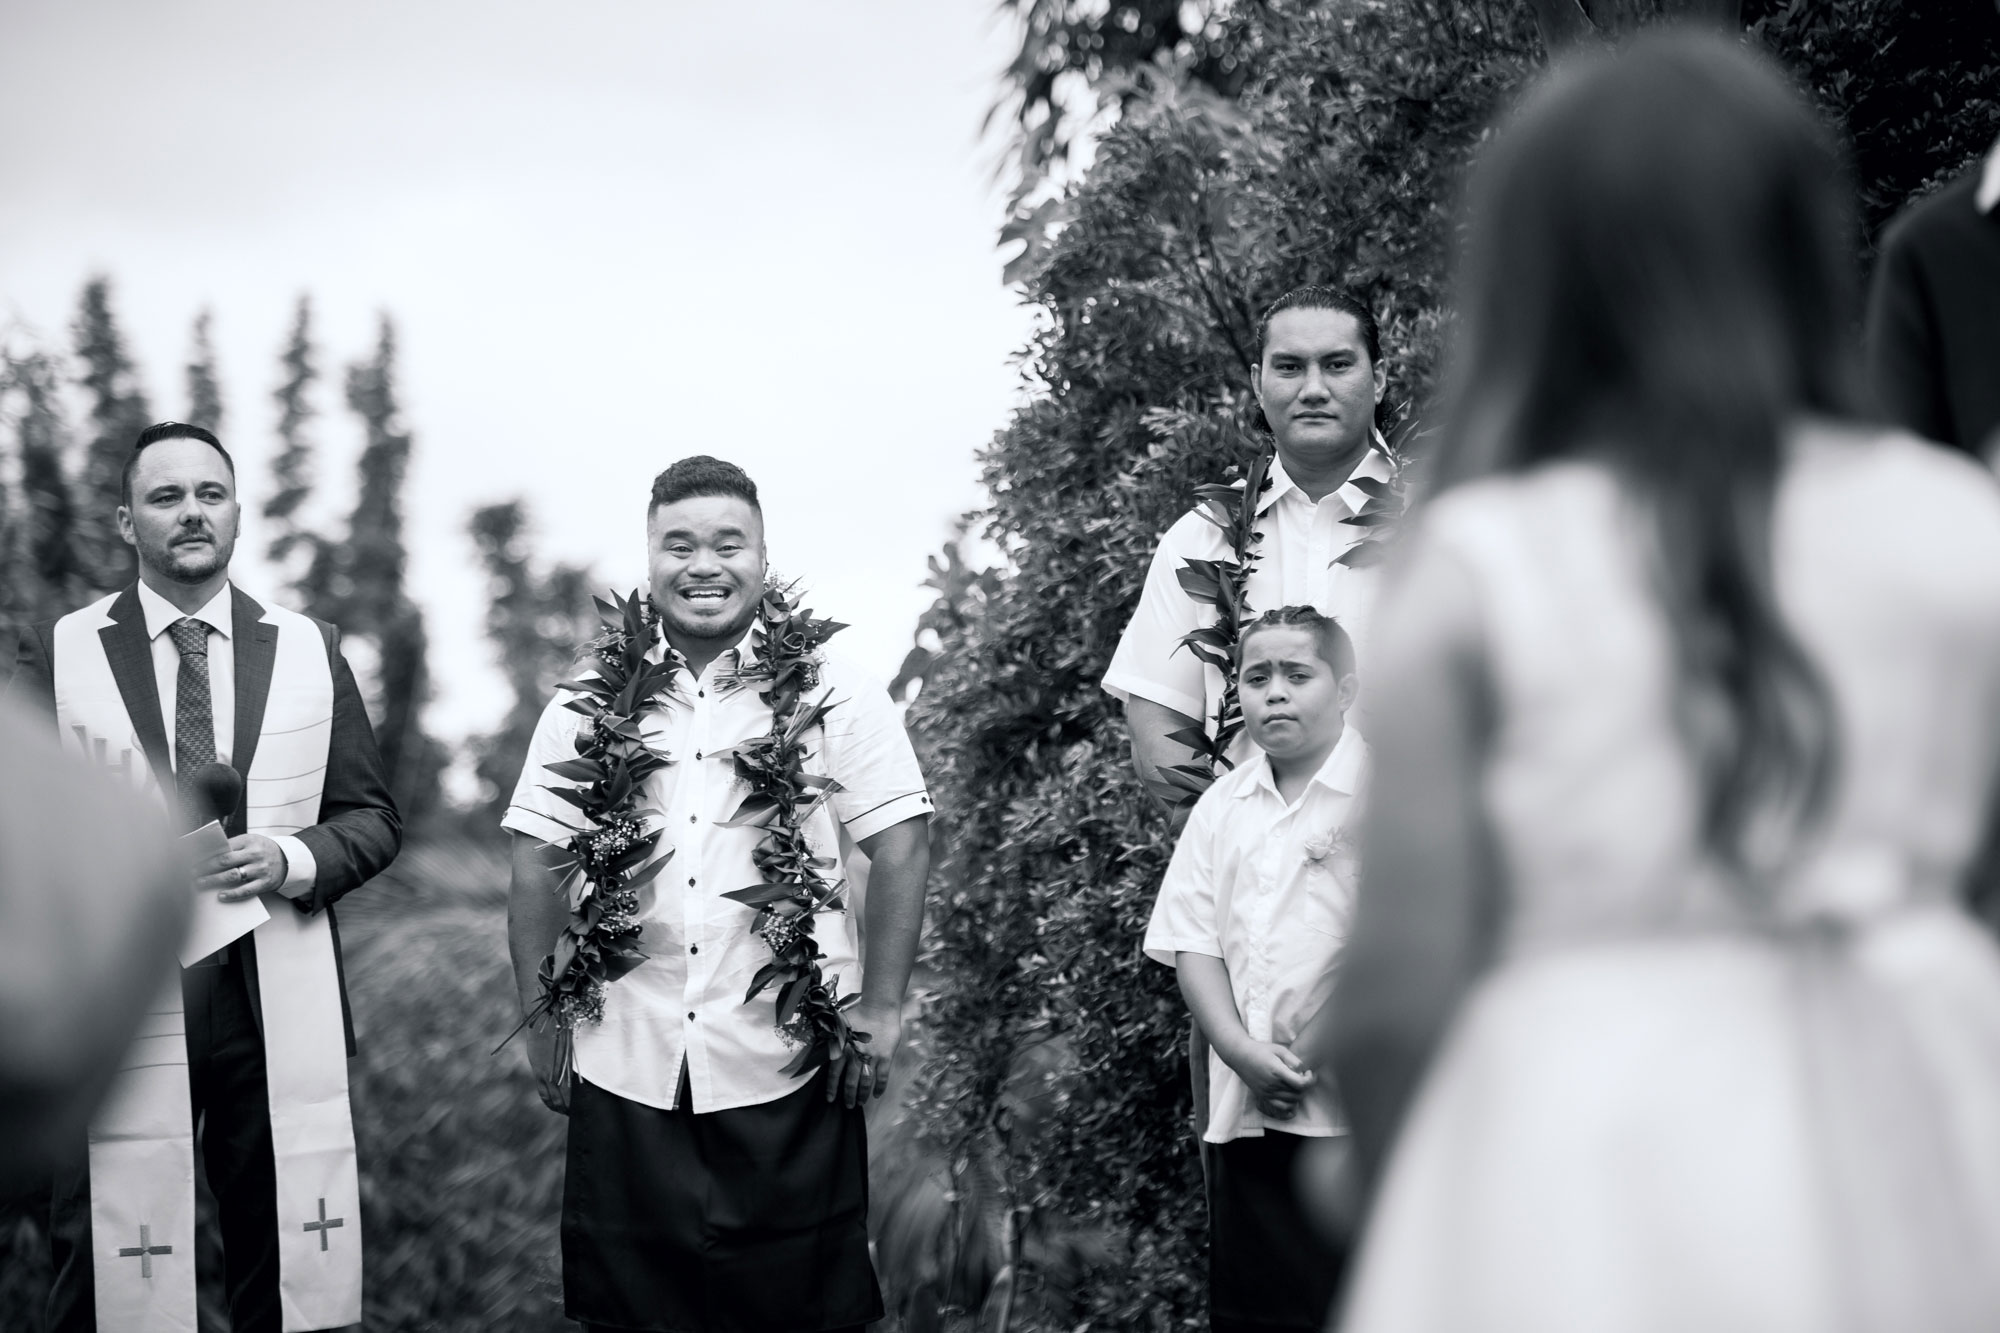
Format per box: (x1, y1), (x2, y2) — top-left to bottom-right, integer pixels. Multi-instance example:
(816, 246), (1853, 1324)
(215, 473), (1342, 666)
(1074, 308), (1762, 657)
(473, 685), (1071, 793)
(1339, 428), (2000, 1333)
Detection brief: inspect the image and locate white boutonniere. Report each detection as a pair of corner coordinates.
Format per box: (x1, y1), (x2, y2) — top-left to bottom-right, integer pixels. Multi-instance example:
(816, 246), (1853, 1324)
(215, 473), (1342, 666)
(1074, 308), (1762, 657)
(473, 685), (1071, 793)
(1304, 829), (1360, 882)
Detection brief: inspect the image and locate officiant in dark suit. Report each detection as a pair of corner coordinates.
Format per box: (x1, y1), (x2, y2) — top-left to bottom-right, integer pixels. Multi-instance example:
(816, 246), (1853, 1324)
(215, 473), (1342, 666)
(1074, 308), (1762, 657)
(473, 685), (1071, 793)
(11, 421), (400, 1333)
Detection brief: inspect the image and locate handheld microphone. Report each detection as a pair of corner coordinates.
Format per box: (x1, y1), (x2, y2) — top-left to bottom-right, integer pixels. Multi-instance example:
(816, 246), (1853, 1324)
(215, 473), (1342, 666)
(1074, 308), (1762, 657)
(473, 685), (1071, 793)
(189, 762), (243, 830)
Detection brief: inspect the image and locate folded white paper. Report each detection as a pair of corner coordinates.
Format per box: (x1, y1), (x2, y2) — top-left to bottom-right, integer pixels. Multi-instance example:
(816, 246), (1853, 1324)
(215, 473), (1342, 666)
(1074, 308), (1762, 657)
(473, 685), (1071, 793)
(177, 820), (269, 967)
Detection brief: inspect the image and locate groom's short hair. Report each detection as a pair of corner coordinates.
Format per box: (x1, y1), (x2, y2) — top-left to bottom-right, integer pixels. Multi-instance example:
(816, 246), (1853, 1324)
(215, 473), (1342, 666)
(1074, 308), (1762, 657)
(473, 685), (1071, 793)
(649, 456), (760, 516)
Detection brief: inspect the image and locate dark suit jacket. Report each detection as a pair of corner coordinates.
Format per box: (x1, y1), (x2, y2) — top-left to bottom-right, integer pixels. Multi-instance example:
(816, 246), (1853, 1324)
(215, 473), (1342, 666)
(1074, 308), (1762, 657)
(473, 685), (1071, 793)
(9, 584), (402, 1055)
(1866, 170), (2000, 458)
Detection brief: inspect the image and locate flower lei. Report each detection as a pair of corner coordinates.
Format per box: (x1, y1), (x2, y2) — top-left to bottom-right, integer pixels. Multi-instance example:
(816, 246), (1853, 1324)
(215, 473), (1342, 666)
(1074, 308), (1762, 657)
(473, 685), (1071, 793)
(511, 589), (685, 1078)
(712, 579), (861, 1078)
(1157, 422), (1411, 808)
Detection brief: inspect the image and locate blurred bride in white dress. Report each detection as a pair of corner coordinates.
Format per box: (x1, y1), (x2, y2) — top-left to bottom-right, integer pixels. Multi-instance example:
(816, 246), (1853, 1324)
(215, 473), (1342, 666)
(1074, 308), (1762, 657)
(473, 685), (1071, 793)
(1326, 29), (2000, 1333)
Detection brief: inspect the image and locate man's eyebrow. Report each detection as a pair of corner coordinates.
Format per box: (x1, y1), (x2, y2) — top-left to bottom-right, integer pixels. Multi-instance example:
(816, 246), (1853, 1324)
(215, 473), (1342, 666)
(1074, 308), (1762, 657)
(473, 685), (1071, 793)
(657, 525), (750, 541)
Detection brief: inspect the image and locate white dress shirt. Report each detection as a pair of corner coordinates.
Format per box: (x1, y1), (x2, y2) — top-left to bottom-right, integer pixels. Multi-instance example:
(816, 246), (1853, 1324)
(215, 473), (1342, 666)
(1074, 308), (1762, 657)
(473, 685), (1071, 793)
(1143, 726), (1368, 1143)
(1102, 449), (1391, 759)
(136, 580), (316, 891)
(503, 632), (933, 1113)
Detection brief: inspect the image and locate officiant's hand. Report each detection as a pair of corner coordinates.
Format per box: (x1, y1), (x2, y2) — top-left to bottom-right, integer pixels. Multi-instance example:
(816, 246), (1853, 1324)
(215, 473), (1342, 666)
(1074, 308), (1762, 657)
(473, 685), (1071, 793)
(525, 1025), (570, 1116)
(833, 1000), (901, 1108)
(195, 835), (289, 903)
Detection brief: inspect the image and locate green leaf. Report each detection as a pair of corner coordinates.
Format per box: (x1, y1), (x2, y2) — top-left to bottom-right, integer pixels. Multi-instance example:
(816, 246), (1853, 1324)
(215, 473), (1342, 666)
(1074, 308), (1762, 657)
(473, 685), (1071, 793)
(723, 882), (803, 908)
(1341, 509), (1399, 528)
(622, 853), (674, 891)
(744, 961), (791, 1002)
(550, 933), (578, 982)
(539, 784), (595, 811)
(543, 757), (604, 783)
(776, 975), (808, 1025)
(719, 795), (782, 829)
(1336, 539), (1391, 569)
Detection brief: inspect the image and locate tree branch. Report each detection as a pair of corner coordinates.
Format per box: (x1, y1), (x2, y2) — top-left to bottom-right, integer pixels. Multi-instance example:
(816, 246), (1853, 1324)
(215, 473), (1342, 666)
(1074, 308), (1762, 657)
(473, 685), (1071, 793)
(1526, 0), (1596, 51)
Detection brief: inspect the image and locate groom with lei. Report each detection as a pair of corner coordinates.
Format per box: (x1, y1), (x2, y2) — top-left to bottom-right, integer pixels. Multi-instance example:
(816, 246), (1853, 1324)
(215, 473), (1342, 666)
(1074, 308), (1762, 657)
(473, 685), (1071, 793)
(504, 455), (934, 1333)
(13, 421), (401, 1332)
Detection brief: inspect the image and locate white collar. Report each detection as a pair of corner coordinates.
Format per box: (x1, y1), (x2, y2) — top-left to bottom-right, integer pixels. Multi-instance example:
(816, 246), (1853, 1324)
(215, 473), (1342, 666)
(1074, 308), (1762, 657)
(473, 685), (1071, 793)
(1234, 723), (1367, 803)
(661, 622), (761, 681)
(138, 579), (234, 642)
(1260, 433), (1395, 518)
(1977, 135), (2000, 216)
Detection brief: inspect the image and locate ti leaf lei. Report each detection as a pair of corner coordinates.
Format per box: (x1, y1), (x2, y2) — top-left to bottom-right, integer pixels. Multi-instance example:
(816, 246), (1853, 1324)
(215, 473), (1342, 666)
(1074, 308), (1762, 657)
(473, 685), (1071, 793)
(516, 581), (866, 1083)
(712, 580), (860, 1079)
(512, 589), (685, 1077)
(1156, 425), (1411, 808)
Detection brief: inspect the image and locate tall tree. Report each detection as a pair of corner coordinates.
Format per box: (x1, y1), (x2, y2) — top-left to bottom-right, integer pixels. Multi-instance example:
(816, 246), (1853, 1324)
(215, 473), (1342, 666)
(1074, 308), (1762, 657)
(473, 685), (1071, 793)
(2, 349), (82, 627)
(184, 307), (224, 434)
(329, 315), (443, 820)
(265, 295), (324, 593)
(71, 277), (152, 592)
(465, 501), (597, 824)
(996, 0), (1249, 207)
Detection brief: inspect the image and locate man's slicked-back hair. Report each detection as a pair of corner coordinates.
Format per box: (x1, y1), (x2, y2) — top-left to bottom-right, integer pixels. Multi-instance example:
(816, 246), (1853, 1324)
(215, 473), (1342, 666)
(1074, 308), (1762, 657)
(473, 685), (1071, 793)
(648, 455), (761, 518)
(1235, 604), (1357, 679)
(122, 421), (235, 506)
(1256, 284), (1382, 367)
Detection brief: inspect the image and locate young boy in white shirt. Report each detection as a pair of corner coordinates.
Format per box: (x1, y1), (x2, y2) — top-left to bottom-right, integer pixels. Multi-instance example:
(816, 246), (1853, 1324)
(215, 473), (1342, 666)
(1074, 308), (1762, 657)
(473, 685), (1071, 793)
(1144, 605), (1365, 1333)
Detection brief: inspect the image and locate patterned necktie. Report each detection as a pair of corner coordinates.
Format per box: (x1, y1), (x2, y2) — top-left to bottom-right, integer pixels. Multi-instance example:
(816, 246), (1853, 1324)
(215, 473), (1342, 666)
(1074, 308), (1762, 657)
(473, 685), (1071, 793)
(168, 617), (217, 817)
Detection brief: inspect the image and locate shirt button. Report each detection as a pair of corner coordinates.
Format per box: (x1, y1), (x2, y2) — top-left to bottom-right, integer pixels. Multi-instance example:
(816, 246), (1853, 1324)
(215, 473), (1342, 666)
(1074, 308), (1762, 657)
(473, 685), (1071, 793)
(687, 1011), (696, 1021)
(689, 815), (697, 824)
(695, 752), (703, 761)
(698, 690), (706, 699)
(689, 944), (699, 955)
(688, 877), (696, 886)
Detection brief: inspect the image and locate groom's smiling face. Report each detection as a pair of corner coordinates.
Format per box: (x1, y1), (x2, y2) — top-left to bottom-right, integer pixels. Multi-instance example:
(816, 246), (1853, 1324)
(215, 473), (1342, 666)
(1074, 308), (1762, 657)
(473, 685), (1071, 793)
(647, 493), (767, 646)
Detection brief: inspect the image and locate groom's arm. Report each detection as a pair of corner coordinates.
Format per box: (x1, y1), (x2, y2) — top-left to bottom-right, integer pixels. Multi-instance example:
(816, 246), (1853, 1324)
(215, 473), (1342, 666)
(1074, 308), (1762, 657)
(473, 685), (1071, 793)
(508, 834), (574, 1114)
(835, 815), (928, 1108)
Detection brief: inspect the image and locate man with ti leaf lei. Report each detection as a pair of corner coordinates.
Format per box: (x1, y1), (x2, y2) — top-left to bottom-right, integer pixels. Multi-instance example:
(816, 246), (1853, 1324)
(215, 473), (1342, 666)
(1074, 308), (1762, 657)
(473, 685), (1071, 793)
(1103, 285), (1403, 1143)
(504, 456), (934, 1333)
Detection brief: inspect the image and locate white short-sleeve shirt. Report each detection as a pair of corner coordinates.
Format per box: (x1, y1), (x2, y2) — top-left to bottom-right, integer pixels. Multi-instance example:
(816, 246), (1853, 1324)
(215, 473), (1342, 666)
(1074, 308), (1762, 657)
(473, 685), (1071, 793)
(1143, 726), (1368, 1142)
(1102, 450), (1390, 760)
(502, 631), (932, 1113)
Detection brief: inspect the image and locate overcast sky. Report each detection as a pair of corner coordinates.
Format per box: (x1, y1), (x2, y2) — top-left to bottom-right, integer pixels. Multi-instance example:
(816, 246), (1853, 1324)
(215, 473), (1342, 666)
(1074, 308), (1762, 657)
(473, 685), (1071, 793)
(0, 0), (1034, 760)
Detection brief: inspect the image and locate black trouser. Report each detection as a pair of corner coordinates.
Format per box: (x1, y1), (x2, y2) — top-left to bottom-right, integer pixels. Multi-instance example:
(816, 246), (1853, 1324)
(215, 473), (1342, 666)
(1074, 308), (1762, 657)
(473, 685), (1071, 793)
(48, 944), (283, 1333)
(1208, 1131), (1350, 1333)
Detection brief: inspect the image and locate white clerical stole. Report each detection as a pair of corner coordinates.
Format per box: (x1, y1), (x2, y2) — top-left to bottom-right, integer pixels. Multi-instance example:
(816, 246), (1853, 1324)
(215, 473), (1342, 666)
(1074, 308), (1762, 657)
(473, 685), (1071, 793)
(53, 589), (362, 1332)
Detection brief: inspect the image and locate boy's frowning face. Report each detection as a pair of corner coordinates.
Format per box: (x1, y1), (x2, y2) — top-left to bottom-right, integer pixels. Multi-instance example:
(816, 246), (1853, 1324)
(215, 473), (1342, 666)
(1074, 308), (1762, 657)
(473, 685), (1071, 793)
(1238, 626), (1354, 764)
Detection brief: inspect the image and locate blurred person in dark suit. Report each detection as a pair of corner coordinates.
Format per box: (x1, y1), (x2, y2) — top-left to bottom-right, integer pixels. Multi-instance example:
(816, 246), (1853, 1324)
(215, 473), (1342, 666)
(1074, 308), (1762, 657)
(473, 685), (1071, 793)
(1865, 0), (2000, 468)
(1328, 31), (2000, 1333)
(1865, 123), (2000, 466)
(12, 421), (401, 1333)
(0, 696), (185, 1189)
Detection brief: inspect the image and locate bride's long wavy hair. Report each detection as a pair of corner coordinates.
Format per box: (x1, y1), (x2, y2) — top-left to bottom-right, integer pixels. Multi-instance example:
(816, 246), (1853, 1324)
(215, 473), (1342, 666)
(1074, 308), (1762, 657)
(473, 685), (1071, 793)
(1433, 29), (1858, 874)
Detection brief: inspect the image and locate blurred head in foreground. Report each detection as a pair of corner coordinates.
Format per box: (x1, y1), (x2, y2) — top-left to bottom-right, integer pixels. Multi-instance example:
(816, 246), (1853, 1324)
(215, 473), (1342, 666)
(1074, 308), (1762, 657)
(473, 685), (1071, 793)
(1436, 28), (1859, 866)
(0, 695), (185, 1188)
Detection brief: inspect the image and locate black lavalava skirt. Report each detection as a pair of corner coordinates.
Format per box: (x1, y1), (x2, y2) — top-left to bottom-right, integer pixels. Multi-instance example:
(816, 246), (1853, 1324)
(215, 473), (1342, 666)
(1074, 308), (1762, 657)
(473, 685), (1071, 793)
(562, 1071), (883, 1333)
